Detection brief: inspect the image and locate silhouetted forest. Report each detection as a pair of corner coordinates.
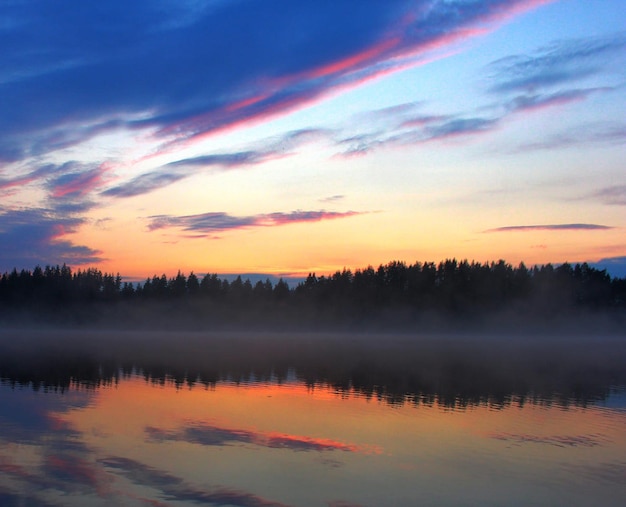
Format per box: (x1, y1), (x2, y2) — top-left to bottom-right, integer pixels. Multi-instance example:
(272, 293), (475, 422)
(0, 260), (625, 330)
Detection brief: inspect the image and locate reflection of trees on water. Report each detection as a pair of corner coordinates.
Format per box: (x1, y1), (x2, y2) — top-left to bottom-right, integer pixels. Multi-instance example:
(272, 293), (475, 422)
(1, 331), (624, 408)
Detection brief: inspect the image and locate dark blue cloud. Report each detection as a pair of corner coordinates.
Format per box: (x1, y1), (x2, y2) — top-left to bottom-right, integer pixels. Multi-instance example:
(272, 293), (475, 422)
(0, 0), (553, 162)
(0, 208), (103, 271)
(166, 151), (272, 169)
(102, 171), (188, 199)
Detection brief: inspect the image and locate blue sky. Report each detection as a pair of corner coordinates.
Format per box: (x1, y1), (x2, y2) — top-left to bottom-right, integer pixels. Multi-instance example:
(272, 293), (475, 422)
(1, 0), (625, 279)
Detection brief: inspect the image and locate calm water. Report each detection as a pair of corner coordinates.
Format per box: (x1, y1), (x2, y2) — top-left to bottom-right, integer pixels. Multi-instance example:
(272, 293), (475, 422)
(1, 330), (625, 507)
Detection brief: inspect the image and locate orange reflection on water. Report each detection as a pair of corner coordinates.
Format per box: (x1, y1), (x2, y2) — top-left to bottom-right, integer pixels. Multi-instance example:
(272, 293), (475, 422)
(50, 376), (626, 507)
(65, 376), (626, 456)
(68, 378), (392, 452)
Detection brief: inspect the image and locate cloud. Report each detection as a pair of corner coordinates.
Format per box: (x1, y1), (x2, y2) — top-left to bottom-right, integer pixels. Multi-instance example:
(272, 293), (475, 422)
(584, 185), (626, 206)
(424, 117), (498, 139)
(47, 163), (111, 198)
(319, 195), (345, 203)
(1, 161), (110, 203)
(0, 208), (103, 271)
(513, 122), (626, 151)
(505, 87), (612, 113)
(102, 170), (188, 199)
(339, 114), (499, 156)
(487, 33), (626, 93)
(334, 32), (624, 157)
(147, 210), (363, 236)
(103, 128), (331, 198)
(483, 223), (614, 233)
(0, 0), (555, 162)
(146, 423), (360, 453)
(0, 387), (107, 501)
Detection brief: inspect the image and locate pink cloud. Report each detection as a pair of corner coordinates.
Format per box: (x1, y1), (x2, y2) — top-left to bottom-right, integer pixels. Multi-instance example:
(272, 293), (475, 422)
(51, 163), (111, 198)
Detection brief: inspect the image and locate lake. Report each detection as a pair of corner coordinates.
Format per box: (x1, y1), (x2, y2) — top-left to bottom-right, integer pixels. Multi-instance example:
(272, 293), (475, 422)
(1, 329), (625, 506)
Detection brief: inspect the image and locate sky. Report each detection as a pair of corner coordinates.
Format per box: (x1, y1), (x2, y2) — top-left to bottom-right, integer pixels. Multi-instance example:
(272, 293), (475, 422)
(1, 0), (625, 281)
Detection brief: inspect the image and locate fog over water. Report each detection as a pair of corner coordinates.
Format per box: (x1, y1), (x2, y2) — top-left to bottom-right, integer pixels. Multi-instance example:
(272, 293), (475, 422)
(1, 329), (625, 407)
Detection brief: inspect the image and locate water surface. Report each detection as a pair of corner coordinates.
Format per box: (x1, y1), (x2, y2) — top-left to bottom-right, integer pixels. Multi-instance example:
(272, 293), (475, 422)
(1, 330), (625, 506)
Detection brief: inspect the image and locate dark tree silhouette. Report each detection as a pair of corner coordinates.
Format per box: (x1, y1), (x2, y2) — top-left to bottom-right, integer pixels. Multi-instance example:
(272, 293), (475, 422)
(0, 260), (624, 329)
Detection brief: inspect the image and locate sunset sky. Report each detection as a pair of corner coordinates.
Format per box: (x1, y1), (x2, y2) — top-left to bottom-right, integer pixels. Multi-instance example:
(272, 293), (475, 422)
(1, 0), (625, 280)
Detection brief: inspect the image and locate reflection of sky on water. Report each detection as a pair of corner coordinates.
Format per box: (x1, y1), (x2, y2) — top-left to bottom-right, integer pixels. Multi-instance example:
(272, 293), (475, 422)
(599, 387), (626, 410)
(0, 376), (625, 506)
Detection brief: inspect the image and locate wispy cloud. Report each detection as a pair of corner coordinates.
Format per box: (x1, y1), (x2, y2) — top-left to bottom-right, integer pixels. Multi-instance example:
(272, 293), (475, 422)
(47, 163), (110, 198)
(487, 33), (626, 93)
(581, 185), (626, 206)
(319, 195), (345, 204)
(104, 128), (331, 198)
(505, 87), (612, 113)
(483, 223), (613, 233)
(334, 32), (625, 158)
(338, 113), (499, 156)
(147, 210), (363, 236)
(102, 171), (188, 199)
(513, 122), (626, 151)
(1, 161), (110, 202)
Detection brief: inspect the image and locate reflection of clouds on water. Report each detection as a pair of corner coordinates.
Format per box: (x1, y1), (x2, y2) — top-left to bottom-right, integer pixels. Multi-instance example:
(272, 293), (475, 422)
(0, 384), (112, 504)
(100, 456), (293, 507)
(43, 454), (112, 496)
(0, 385), (92, 444)
(0, 485), (64, 507)
(145, 422), (364, 453)
(488, 432), (610, 448)
(0, 443), (113, 503)
(315, 456), (344, 469)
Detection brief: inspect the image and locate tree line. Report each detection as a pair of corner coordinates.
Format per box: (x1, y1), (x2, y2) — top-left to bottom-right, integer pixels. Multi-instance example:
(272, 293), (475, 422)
(0, 259), (624, 329)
